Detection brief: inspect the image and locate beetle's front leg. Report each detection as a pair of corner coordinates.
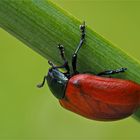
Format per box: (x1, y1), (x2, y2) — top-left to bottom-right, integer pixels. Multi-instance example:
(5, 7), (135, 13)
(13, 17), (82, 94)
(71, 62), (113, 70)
(57, 44), (70, 74)
(97, 67), (127, 76)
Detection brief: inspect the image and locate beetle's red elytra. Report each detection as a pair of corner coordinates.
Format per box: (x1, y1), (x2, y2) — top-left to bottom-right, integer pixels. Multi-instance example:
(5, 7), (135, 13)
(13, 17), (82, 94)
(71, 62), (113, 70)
(37, 22), (140, 121)
(60, 74), (140, 121)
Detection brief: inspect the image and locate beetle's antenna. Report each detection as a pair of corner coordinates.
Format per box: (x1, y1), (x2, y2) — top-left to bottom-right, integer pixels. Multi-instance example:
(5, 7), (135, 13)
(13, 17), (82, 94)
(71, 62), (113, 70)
(37, 76), (47, 88)
(37, 61), (54, 88)
(72, 21), (86, 74)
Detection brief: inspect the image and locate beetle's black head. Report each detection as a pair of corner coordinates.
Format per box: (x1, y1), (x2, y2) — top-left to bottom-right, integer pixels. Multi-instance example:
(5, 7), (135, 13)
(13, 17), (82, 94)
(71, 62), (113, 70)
(46, 64), (68, 99)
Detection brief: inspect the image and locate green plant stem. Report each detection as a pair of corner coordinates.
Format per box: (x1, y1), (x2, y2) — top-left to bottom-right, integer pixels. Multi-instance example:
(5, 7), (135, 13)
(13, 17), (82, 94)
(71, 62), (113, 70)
(0, 0), (140, 120)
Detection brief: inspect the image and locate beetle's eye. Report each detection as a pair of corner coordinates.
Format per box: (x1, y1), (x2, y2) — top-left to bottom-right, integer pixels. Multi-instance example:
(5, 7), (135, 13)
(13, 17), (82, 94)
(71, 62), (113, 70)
(49, 68), (52, 72)
(48, 70), (54, 78)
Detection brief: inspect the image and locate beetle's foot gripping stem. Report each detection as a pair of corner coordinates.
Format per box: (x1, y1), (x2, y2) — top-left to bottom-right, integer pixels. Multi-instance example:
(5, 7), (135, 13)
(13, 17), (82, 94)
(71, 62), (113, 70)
(97, 67), (127, 76)
(37, 76), (47, 88)
(117, 67), (127, 72)
(57, 44), (65, 61)
(79, 21), (85, 40)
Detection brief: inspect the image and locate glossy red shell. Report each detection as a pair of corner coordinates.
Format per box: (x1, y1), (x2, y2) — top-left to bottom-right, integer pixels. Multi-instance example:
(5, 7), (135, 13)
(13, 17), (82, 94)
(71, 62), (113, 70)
(59, 74), (140, 121)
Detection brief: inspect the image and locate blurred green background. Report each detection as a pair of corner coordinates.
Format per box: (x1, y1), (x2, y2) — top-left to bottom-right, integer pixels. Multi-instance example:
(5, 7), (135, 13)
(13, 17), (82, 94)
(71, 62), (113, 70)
(0, 0), (140, 139)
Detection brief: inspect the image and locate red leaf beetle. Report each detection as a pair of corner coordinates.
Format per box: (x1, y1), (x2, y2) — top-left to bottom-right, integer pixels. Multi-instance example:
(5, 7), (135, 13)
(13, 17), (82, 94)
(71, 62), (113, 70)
(37, 22), (140, 121)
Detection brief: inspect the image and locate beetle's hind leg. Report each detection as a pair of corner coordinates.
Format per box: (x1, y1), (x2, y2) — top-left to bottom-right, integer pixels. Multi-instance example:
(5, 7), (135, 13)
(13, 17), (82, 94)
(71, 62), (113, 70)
(97, 67), (127, 76)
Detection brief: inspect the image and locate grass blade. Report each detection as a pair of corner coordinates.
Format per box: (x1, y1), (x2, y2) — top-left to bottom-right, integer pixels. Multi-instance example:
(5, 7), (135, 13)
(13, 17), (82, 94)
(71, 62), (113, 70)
(0, 0), (140, 120)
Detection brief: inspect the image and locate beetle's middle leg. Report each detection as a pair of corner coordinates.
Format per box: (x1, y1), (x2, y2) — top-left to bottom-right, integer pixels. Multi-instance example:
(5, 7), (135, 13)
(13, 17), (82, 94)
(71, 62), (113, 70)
(97, 67), (127, 76)
(72, 21), (86, 74)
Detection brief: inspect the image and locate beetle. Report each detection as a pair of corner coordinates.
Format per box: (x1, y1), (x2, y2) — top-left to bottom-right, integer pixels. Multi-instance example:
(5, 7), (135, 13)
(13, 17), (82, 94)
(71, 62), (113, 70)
(37, 22), (140, 121)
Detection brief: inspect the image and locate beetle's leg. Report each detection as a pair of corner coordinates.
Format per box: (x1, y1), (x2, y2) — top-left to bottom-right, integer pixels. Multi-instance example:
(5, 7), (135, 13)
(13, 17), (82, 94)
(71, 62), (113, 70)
(37, 76), (47, 88)
(48, 60), (56, 68)
(97, 67), (127, 76)
(58, 44), (66, 61)
(57, 44), (70, 74)
(72, 21), (86, 74)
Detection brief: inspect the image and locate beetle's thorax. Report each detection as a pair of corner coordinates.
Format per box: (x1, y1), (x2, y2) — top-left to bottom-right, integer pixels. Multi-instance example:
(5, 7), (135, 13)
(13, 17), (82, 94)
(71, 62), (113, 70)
(46, 68), (68, 99)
